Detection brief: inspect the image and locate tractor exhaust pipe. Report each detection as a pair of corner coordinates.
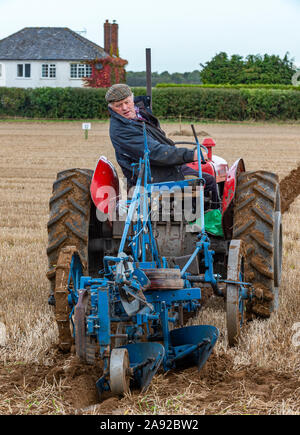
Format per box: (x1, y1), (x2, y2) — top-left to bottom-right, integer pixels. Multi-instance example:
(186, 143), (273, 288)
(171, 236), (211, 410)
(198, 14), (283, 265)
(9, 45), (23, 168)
(146, 48), (152, 111)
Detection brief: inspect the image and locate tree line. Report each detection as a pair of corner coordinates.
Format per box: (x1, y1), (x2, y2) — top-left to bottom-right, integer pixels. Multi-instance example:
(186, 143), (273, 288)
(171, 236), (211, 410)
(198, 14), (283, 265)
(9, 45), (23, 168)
(126, 70), (202, 86)
(126, 52), (297, 86)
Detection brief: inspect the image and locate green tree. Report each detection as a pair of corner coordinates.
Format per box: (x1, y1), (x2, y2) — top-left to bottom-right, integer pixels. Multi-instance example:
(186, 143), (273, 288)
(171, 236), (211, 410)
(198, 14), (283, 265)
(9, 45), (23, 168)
(200, 52), (296, 85)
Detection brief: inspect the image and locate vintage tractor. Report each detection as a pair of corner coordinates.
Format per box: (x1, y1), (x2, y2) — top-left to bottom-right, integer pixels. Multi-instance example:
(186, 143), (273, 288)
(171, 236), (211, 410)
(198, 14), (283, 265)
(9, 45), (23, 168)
(46, 118), (282, 396)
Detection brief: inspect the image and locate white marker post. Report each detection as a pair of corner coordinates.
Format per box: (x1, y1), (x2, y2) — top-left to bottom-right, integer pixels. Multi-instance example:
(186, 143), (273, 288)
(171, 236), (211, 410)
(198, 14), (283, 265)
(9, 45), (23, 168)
(82, 122), (91, 140)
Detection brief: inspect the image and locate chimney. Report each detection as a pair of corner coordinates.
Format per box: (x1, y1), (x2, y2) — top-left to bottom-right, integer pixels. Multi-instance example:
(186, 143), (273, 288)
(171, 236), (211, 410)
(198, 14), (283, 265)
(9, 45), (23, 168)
(104, 19), (111, 54)
(111, 20), (119, 56)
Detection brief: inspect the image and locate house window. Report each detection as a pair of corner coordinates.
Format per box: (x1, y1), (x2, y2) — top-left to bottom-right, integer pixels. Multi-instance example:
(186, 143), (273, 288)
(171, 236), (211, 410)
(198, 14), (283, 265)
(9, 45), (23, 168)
(0, 64), (2, 77)
(17, 63), (31, 78)
(42, 64), (56, 78)
(70, 63), (92, 78)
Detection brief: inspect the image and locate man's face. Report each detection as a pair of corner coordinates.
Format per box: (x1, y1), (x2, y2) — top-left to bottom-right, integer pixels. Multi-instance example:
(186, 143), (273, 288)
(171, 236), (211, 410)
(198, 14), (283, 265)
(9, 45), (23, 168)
(110, 95), (136, 119)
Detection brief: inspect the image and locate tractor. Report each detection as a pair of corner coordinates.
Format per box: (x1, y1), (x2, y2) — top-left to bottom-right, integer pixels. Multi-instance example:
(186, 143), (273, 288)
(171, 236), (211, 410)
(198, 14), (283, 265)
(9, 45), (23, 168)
(46, 109), (282, 396)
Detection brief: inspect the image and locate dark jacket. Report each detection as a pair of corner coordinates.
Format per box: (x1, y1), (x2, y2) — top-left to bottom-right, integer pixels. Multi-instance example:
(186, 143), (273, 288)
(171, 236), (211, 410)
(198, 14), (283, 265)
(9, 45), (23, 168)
(108, 106), (195, 187)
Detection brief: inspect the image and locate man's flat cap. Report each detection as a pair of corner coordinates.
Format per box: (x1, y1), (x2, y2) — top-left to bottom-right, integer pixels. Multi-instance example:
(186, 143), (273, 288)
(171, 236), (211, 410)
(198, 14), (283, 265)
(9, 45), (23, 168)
(105, 84), (132, 103)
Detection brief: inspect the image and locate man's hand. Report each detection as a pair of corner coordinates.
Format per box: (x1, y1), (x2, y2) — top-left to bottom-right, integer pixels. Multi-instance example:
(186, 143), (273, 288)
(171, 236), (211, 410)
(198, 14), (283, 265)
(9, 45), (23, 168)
(194, 149), (208, 162)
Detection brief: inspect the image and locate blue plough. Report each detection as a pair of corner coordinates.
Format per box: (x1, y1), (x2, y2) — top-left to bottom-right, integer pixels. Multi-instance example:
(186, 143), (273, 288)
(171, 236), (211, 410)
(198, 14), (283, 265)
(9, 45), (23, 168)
(64, 123), (252, 396)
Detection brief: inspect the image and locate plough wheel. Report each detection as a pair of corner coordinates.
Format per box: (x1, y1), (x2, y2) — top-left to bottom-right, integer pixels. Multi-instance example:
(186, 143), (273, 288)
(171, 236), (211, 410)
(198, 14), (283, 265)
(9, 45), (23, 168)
(226, 240), (246, 347)
(54, 246), (83, 352)
(110, 348), (130, 395)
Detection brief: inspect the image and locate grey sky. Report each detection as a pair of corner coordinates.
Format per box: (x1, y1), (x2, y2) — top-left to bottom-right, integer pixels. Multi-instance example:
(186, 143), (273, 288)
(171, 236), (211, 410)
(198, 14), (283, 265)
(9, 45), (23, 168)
(0, 0), (299, 72)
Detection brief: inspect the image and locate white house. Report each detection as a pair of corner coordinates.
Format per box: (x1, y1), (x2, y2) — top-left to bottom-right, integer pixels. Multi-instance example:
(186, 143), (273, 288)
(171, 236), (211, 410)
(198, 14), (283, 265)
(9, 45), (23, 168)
(0, 27), (108, 88)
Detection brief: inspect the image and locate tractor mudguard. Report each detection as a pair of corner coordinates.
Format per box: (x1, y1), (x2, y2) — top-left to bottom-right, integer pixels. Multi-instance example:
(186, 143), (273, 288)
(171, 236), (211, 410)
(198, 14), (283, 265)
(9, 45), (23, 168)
(90, 156), (120, 220)
(221, 158), (245, 239)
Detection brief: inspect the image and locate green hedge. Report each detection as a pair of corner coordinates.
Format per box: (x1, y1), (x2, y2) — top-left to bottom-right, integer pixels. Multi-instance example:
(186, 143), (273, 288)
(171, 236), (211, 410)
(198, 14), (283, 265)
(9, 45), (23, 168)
(151, 87), (300, 121)
(0, 86), (300, 121)
(0, 87), (109, 118)
(156, 83), (300, 91)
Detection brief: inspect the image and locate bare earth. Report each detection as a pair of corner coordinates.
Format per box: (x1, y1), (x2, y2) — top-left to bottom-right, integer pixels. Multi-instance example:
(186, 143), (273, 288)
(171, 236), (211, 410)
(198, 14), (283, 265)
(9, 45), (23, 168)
(0, 120), (299, 415)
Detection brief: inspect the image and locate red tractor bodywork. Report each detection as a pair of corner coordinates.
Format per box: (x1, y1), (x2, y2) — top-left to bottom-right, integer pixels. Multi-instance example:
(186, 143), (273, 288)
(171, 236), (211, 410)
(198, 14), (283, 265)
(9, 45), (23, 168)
(90, 138), (245, 238)
(90, 156), (120, 221)
(186, 138), (245, 213)
(222, 158), (245, 213)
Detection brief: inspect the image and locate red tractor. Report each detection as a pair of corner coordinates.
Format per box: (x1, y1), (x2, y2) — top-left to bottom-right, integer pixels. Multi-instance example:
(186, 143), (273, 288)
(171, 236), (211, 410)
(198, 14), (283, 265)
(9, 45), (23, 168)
(187, 137), (282, 319)
(47, 131), (282, 352)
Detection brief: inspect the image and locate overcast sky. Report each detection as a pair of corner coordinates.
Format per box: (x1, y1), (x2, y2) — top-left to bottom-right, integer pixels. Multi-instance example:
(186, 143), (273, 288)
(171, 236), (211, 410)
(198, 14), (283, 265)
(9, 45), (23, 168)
(0, 0), (299, 72)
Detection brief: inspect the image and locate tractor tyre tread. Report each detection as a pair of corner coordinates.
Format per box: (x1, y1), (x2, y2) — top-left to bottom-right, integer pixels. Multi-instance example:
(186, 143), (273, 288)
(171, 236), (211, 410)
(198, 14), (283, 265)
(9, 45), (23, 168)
(233, 170), (280, 319)
(47, 168), (93, 297)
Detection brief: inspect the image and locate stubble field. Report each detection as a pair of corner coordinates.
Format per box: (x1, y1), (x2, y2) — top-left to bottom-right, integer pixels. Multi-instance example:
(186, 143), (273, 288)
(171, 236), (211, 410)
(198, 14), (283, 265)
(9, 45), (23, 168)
(0, 120), (299, 415)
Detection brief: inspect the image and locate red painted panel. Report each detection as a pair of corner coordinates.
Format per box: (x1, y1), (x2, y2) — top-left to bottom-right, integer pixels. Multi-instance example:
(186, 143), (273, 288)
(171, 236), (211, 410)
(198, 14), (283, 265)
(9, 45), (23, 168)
(222, 159), (245, 214)
(186, 161), (216, 178)
(90, 156), (120, 218)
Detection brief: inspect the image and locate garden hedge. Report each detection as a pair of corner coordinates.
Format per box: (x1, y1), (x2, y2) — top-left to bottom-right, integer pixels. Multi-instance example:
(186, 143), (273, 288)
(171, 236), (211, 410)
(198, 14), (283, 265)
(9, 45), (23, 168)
(156, 83), (300, 90)
(0, 86), (300, 121)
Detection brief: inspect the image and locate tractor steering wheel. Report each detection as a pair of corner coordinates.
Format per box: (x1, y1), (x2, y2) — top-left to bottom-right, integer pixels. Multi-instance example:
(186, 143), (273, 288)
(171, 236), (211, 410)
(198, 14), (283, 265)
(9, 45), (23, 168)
(173, 142), (209, 164)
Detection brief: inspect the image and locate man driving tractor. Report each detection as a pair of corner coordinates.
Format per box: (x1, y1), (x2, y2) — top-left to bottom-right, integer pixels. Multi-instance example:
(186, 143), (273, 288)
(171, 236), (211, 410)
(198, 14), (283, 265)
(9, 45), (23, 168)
(105, 84), (220, 209)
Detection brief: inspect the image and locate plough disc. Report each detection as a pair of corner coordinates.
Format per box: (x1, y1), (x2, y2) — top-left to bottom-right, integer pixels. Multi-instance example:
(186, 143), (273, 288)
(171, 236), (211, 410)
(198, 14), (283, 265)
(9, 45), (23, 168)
(110, 348), (131, 395)
(226, 240), (246, 347)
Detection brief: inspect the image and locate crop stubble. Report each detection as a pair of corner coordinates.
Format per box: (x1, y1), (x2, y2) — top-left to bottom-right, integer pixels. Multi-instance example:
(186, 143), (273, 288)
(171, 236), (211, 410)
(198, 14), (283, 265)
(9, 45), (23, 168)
(0, 121), (299, 415)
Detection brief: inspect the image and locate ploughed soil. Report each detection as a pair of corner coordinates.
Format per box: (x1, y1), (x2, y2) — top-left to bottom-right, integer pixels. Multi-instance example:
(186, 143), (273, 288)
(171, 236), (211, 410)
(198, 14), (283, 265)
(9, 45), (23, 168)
(0, 349), (101, 414)
(1, 121), (300, 415)
(1, 349), (299, 415)
(280, 164), (300, 213)
(1, 163), (299, 415)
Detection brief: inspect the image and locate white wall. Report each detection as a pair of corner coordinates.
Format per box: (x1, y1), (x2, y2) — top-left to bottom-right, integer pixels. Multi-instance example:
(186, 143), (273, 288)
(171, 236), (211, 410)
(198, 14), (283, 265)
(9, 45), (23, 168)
(0, 62), (5, 86)
(0, 60), (86, 88)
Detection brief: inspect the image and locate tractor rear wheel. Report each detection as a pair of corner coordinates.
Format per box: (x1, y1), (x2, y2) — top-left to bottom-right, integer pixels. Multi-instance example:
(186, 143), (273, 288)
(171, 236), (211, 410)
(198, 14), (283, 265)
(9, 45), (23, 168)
(232, 171), (282, 319)
(46, 168), (93, 301)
